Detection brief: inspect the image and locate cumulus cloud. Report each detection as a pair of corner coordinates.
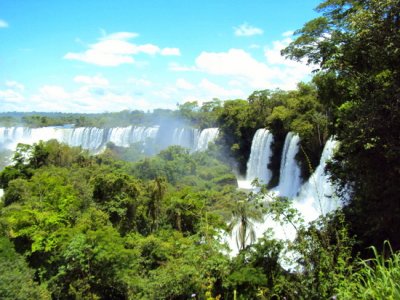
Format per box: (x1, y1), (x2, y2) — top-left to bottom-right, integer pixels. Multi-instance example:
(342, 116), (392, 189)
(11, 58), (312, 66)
(198, 79), (244, 98)
(127, 77), (153, 87)
(169, 62), (197, 72)
(0, 89), (25, 105)
(101, 32), (139, 40)
(27, 84), (163, 112)
(0, 81), (26, 111)
(172, 34), (314, 91)
(0, 77), (175, 112)
(161, 48), (181, 56)
(0, 19), (8, 28)
(64, 32), (181, 66)
(234, 23), (263, 37)
(74, 75), (109, 86)
(263, 35), (315, 89)
(176, 78), (194, 90)
(282, 30), (294, 37)
(38, 85), (70, 100)
(195, 48), (271, 88)
(5, 81), (25, 90)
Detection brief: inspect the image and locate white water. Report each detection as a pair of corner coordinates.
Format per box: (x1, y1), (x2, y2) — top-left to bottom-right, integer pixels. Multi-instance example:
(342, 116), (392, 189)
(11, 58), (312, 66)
(294, 138), (340, 221)
(239, 129), (274, 189)
(195, 128), (219, 151)
(275, 132), (302, 198)
(172, 128), (200, 150)
(231, 135), (341, 256)
(0, 126), (219, 154)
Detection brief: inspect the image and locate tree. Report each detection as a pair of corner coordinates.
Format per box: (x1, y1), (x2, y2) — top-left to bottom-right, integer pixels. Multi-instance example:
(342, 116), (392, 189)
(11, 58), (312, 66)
(228, 191), (264, 251)
(0, 237), (50, 299)
(283, 0), (400, 252)
(147, 177), (167, 232)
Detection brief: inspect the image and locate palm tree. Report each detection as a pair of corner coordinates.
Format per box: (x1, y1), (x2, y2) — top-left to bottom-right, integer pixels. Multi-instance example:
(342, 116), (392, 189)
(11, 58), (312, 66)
(228, 193), (264, 251)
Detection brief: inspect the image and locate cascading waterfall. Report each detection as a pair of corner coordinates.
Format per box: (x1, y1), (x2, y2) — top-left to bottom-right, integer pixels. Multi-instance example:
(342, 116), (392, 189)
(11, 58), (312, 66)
(0, 127), (27, 146)
(245, 129), (274, 186)
(231, 134), (342, 256)
(258, 138), (341, 248)
(0, 125), (219, 153)
(275, 132), (302, 198)
(107, 126), (159, 148)
(294, 138), (340, 221)
(171, 128), (200, 150)
(195, 128), (219, 151)
(63, 127), (106, 150)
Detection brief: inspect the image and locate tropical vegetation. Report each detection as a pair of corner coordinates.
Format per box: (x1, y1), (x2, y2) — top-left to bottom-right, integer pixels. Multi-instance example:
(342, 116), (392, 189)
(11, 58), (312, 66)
(0, 0), (399, 298)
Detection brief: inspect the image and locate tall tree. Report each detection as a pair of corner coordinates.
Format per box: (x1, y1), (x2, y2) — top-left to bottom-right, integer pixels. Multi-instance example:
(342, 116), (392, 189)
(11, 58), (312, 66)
(228, 192), (264, 251)
(283, 0), (400, 251)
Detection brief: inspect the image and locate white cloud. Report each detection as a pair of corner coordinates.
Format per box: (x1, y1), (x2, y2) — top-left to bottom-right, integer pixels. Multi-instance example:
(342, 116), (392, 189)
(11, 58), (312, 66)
(172, 34), (314, 91)
(152, 78), (245, 106)
(234, 23), (263, 37)
(228, 80), (243, 87)
(64, 32), (181, 66)
(176, 78), (194, 90)
(136, 43), (161, 55)
(64, 49), (135, 67)
(28, 84), (162, 112)
(198, 79), (244, 98)
(101, 32), (139, 40)
(37, 85), (70, 100)
(127, 77), (153, 87)
(264, 38), (293, 65)
(195, 48), (270, 88)
(161, 48), (181, 56)
(74, 75), (109, 86)
(0, 89), (25, 104)
(5, 81), (25, 90)
(0, 19), (8, 28)
(0, 81), (26, 111)
(263, 37), (315, 89)
(282, 30), (294, 37)
(169, 62), (197, 72)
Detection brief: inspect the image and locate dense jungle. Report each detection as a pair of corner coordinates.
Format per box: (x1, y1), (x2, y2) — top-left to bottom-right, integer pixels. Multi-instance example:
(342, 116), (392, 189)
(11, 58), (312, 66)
(0, 0), (399, 299)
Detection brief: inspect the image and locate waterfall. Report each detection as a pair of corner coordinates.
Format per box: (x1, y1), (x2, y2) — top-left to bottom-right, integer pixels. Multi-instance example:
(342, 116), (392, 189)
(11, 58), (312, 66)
(195, 128), (219, 151)
(171, 128), (200, 150)
(276, 132), (302, 198)
(0, 127), (29, 149)
(63, 127), (106, 150)
(245, 129), (274, 185)
(108, 127), (133, 147)
(0, 125), (216, 153)
(294, 138), (340, 221)
(232, 136), (341, 256)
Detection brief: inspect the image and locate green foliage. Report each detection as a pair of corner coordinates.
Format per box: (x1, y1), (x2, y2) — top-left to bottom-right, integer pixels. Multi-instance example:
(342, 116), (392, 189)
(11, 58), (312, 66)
(0, 140), (239, 299)
(213, 85), (329, 182)
(283, 0), (400, 252)
(228, 191), (264, 251)
(337, 242), (400, 299)
(226, 232), (284, 299)
(2, 5), (400, 290)
(0, 236), (50, 299)
(177, 99), (223, 128)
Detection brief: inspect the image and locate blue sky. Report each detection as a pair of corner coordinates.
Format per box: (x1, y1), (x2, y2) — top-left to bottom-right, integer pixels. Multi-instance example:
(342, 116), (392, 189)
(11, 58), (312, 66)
(0, 0), (321, 112)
